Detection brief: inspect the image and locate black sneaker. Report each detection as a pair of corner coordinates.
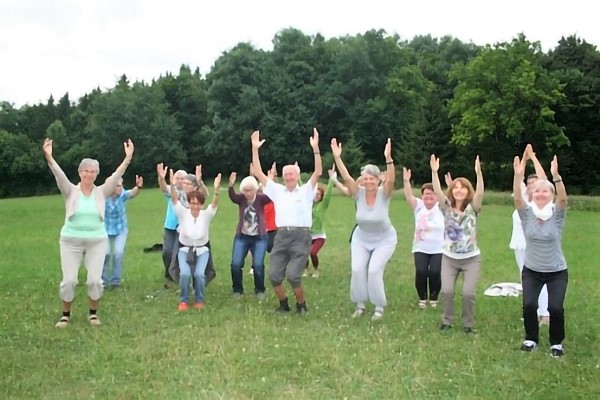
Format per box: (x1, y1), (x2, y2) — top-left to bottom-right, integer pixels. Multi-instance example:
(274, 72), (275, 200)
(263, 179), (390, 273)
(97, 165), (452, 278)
(521, 340), (537, 352)
(463, 327), (474, 334)
(276, 298), (291, 313)
(296, 302), (308, 315)
(439, 324), (452, 331)
(550, 346), (564, 358)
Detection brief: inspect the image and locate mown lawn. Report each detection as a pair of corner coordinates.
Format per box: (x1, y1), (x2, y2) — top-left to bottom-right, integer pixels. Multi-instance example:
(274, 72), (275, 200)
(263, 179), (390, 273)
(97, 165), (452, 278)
(1, 189), (599, 399)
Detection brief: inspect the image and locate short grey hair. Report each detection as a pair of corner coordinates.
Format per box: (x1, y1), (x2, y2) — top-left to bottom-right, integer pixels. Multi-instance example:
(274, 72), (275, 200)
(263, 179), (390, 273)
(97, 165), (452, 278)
(78, 158), (99, 174)
(282, 164), (301, 176)
(239, 176), (259, 192)
(360, 164), (381, 179)
(175, 170), (187, 178)
(184, 174), (198, 187)
(531, 179), (556, 195)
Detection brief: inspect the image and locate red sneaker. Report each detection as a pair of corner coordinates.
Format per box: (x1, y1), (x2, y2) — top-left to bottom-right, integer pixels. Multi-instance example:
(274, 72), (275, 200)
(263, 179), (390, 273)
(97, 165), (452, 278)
(193, 302), (205, 310)
(178, 302), (189, 311)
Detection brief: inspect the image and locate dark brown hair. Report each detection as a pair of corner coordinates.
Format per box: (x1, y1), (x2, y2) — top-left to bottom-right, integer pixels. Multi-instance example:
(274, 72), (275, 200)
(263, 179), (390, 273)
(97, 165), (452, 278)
(315, 186), (325, 202)
(420, 183), (434, 194)
(186, 190), (206, 205)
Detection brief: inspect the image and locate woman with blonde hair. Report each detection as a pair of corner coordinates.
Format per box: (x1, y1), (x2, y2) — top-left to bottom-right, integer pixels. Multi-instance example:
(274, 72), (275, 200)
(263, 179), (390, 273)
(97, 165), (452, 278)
(430, 155), (484, 334)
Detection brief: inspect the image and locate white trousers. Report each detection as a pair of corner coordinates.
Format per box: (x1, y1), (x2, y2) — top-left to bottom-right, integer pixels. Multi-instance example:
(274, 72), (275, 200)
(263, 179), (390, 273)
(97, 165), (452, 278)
(59, 236), (107, 302)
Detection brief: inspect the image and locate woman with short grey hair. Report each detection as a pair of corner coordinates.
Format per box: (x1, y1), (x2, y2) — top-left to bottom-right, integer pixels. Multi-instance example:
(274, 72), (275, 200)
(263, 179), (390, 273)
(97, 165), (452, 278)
(513, 152), (569, 358)
(43, 138), (134, 328)
(331, 138), (397, 321)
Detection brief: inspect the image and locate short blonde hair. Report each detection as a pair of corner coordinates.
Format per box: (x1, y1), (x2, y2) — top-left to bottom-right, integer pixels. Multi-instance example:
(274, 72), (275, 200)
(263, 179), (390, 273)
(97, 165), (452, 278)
(531, 179), (556, 195)
(239, 176), (259, 192)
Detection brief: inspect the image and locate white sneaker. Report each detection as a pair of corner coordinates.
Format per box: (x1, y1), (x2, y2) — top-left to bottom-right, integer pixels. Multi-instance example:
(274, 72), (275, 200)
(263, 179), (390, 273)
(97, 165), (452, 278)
(311, 271), (319, 278)
(418, 300), (427, 309)
(248, 269), (254, 275)
(371, 311), (383, 321)
(351, 308), (365, 318)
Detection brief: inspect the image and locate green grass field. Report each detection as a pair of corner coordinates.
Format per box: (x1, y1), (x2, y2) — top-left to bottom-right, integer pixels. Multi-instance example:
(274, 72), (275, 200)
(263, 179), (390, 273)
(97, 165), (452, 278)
(1, 189), (599, 399)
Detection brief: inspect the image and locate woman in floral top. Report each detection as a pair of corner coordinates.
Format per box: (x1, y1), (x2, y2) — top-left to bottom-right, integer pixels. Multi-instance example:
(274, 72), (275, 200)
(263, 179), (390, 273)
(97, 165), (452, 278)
(430, 154), (484, 334)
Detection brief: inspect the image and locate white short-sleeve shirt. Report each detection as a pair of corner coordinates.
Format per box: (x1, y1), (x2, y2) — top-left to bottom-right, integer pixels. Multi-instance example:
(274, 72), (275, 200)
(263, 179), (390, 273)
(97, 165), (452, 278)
(263, 179), (315, 228)
(174, 202), (217, 247)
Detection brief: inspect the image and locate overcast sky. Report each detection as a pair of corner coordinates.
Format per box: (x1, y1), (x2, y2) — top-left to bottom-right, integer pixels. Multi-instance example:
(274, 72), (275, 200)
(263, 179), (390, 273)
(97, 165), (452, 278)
(1, 0), (598, 107)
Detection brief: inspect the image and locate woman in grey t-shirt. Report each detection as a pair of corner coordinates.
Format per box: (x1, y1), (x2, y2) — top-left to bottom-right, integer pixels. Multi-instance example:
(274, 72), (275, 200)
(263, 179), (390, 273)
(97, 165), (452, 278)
(331, 138), (397, 321)
(513, 153), (568, 358)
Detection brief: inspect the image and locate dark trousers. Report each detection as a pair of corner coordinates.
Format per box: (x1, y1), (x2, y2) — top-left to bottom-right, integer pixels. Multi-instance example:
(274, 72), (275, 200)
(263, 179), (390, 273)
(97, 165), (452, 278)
(414, 252), (442, 301)
(522, 267), (568, 345)
(162, 228), (178, 279)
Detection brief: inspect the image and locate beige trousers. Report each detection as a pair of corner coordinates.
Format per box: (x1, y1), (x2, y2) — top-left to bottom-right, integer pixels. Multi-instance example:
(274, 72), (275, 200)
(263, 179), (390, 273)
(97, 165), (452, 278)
(440, 254), (481, 328)
(59, 236), (107, 302)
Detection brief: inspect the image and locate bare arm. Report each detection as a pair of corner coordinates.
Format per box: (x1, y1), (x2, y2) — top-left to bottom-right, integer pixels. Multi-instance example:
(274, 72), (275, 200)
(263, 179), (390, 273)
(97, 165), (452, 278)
(513, 156), (526, 210)
(250, 131), (269, 185)
(169, 169), (179, 205)
(402, 167), (417, 209)
(550, 156), (567, 210)
(430, 154), (447, 206)
(525, 144), (547, 180)
(383, 138), (395, 197)
(42, 138), (75, 196)
(308, 128), (323, 187)
(331, 138), (359, 196)
(211, 174), (222, 209)
(157, 163), (169, 193)
(129, 175), (143, 199)
(471, 156), (484, 212)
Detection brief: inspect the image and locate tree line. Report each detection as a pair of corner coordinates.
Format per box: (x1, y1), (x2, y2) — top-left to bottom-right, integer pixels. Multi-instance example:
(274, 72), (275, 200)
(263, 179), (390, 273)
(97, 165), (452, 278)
(1, 29), (599, 198)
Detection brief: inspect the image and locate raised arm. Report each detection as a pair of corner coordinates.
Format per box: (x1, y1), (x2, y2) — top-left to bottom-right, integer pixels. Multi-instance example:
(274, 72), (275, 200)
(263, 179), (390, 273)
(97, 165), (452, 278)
(321, 168), (335, 210)
(250, 131), (269, 185)
(308, 128), (323, 187)
(550, 155), (567, 210)
(169, 169), (179, 205)
(228, 172), (243, 204)
(102, 140), (134, 196)
(42, 138), (74, 196)
(329, 166), (350, 196)
(525, 144), (547, 180)
(471, 155), (484, 212)
(195, 164), (209, 197)
(157, 163), (169, 193)
(128, 175), (143, 199)
(402, 167), (417, 209)
(513, 156), (526, 210)
(211, 174), (222, 209)
(430, 154), (447, 205)
(383, 138), (395, 197)
(331, 138), (359, 196)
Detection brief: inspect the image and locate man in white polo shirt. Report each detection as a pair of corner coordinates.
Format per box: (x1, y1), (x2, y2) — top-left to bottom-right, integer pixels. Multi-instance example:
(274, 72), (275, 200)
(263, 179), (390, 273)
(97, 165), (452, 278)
(251, 128), (322, 314)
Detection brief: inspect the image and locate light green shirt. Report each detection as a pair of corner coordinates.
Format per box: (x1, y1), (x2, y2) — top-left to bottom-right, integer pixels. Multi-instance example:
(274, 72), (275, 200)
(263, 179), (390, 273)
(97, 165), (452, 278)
(61, 192), (107, 239)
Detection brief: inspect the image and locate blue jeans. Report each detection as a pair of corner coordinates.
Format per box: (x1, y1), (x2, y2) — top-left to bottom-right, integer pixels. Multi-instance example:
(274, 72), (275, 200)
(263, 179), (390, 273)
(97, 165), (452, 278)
(102, 229), (128, 286)
(230, 234), (268, 294)
(178, 249), (209, 303)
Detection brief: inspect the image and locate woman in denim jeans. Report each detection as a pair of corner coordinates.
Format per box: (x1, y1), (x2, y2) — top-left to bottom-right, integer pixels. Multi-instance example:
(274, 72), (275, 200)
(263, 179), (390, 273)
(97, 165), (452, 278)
(228, 172), (272, 300)
(102, 175), (143, 289)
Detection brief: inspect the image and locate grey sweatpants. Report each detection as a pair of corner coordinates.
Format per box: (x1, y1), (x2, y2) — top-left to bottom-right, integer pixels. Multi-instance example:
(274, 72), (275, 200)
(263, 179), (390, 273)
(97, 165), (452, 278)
(440, 254), (481, 328)
(59, 236), (107, 302)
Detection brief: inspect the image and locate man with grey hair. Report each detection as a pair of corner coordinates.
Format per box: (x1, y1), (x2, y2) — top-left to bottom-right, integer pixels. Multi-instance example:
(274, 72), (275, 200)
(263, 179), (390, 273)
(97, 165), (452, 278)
(251, 128), (322, 314)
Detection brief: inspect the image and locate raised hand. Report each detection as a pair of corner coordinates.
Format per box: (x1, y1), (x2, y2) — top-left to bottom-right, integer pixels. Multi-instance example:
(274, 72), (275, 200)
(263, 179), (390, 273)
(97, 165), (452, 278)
(550, 155), (559, 178)
(430, 154), (440, 172)
(156, 163), (168, 179)
(474, 155), (482, 175)
(328, 164), (337, 179)
(43, 138), (53, 157)
(229, 172), (237, 186)
(513, 156), (525, 176)
(444, 172), (453, 187)
(384, 138), (392, 161)
(403, 167), (411, 182)
(135, 175), (144, 188)
(214, 173), (222, 190)
(310, 127), (320, 150)
(168, 168), (175, 186)
(331, 138), (342, 158)
(267, 162), (277, 180)
(195, 165), (202, 181)
(124, 139), (134, 158)
(524, 144), (534, 160)
(251, 130), (265, 149)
